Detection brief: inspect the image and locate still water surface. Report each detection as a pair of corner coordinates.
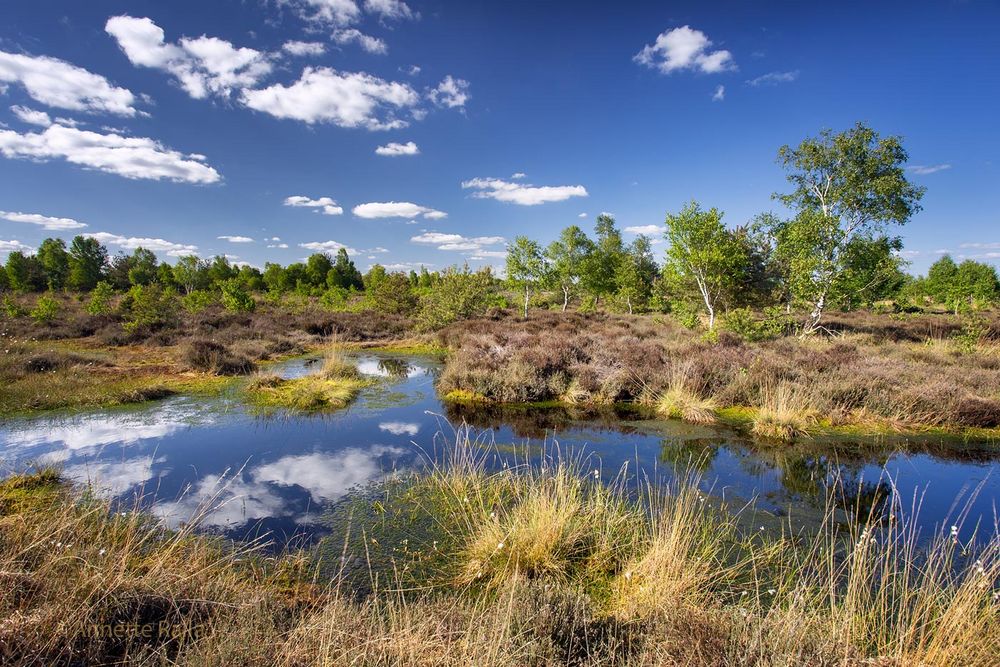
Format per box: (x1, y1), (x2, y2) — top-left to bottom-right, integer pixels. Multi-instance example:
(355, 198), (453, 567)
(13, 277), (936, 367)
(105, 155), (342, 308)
(1, 352), (996, 545)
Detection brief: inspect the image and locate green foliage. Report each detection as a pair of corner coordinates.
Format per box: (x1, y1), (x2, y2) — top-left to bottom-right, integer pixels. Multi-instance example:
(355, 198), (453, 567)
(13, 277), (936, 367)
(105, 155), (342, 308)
(669, 301), (700, 330)
(364, 267), (418, 315)
(545, 225), (594, 311)
(417, 266), (498, 330)
(127, 248), (158, 286)
(67, 236), (108, 291)
(580, 214), (623, 305)
(2, 294), (26, 318)
(219, 278), (256, 313)
(722, 306), (793, 342)
(662, 201), (746, 329)
(120, 284), (178, 334)
(29, 293), (60, 324)
(5, 251), (45, 292)
(921, 255), (1000, 313)
(506, 236), (548, 317)
(181, 289), (217, 314)
(773, 122), (924, 333)
(37, 238), (69, 290)
(172, 255), (210, 294)
(85, 281), (115, 316)
(614, 235), (658, 314)
(953, 313), (989, 354)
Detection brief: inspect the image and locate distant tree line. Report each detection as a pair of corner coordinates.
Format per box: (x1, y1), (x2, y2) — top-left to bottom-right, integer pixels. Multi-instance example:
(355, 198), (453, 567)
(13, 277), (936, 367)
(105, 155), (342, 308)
(3, 123), (999, 334)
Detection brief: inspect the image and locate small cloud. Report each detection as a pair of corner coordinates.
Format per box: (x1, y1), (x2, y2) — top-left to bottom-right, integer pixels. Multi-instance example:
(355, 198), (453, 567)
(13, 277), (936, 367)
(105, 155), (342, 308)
(299, 240), (358, 255)
(634, 26), (734, 75)
(712, 85), (725, 101)
(10, 105), (52, 127)
(907, 164), (951, 175)
(0, 210), (87, 230)
(282, 40), (326, 57)
(333, 29), (388, 55)
(354, 202), (445, 219)
(624, 225), (664, 235)
(578, 213), (587, 218)
(0, 239), (34, 254)
(462, 177), (588, 206)
(511, 172), (526, 179)
(218, 235), (254, 243)
(284, 195), (343, 215)
(411, 231), (504, 253)
(746, 70), (799, 86)
(427, 75), (469, 108)
(375, 140), (419, 156)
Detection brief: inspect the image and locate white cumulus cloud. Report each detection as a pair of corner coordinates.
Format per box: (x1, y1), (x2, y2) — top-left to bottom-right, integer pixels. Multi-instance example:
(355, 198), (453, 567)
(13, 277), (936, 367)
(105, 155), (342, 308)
(218, 235), (254, 243)
(0, 50), (140, 116)
(354, 201), (445, 219)
(411, 231), (504, 253)
(242, 67), (417, 130)
(461, 177), (588, 206)
(0, 210), (87, 230)
(427, 75), (469, 108)
(624, 224), (664, 235)
(375, 140), (418, 156)
(0, 239), (34, 254)
(0, 123), (221, 183)
(333, 29), (388, 55)
(635, 26), (734, 75)
(282, 40), (326, 57)
(284, 195), (343, 215)
(364, 0), (416, 21)
(280, 0), (362, 27)
(106, 16), (273, 100)
(712, 85), (725, 101)
(299, 239), (358, 254)
(10, 105), (52, 127)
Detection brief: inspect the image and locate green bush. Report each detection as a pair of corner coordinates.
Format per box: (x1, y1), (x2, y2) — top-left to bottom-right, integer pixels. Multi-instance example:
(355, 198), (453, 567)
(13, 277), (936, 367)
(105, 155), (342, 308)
(417, 267), (498, 330)
(29, 293), (59, 324)
(85, 281), (115, 316)
(669, 301), (700, 330)
(2, 295), (26, 319)
(722, 306), (792, 342)
(953, 313), (988, 354)
(220, 279), (256, 313)
(121, 284), (178, 334)
(181, 289), (216, 314)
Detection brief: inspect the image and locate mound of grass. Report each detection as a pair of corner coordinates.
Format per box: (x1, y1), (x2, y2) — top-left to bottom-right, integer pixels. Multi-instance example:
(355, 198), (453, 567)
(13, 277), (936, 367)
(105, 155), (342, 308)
(752, 382), (815, 441)
(656, 386), (718, 425)
(246, 353), (371, 413)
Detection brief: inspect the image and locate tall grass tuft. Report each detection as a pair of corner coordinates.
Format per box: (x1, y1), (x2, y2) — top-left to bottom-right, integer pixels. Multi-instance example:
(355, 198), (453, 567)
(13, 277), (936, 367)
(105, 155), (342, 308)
(752, 381), (815, 440)
(656, 365), (718, 424)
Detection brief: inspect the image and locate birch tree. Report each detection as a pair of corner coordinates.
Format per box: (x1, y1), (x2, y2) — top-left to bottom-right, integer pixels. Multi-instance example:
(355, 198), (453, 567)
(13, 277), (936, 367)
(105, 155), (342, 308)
(545, 225), (593, 311)
(506, 236), (548, 318)
(774, 123), (924, 334)
(662, 201), (742, 329)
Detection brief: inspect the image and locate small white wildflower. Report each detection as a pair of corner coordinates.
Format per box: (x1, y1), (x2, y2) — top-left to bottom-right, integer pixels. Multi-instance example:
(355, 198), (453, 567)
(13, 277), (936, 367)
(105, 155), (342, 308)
(975, 560), (985, 575)
(593, 469), (599, 478)
(950, 525), (959, 537)
(740, 590), (747, 596)
(767, 589), (776, 595)
(759, 526), (765, 532)
(98, 548), (106, 556)
(56, 542), (62, 548)
(624, 571), (632, 580)
(497, 542), (504, 550)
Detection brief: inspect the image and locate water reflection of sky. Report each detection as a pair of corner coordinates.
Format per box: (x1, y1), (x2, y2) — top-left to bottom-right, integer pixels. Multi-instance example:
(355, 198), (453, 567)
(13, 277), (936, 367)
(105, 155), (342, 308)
(0, 353), (996, 546)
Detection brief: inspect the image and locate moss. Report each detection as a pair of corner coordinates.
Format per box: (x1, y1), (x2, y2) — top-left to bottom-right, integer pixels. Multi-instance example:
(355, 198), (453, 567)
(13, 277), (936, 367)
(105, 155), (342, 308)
(0, 469), (63, 515)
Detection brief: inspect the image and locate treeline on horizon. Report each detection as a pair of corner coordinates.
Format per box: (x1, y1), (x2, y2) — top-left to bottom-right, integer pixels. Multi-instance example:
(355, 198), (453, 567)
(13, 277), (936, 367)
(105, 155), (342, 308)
(2, 123), (999, 334)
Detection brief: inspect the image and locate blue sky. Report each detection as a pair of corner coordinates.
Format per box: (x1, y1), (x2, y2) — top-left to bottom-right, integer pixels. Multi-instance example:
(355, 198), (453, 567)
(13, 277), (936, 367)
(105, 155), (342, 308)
(1, 0), (998, 274)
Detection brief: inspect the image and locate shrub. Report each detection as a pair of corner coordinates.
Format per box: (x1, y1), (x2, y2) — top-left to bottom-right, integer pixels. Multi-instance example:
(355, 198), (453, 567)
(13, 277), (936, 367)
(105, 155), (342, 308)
(219, 279), (256, 313)
(85, 281), (115, 316)
(669, 301), (700, 330)
(184, 338), (256, 375)
(953, 313), (988, 354)
(417, 267), (499, 330)
(723, 306), (793, 342)
(181, 289), (216, 314)
(2, 294), (26, 319)
(29, 293), (59, 324)
(120, 284), (178, 334)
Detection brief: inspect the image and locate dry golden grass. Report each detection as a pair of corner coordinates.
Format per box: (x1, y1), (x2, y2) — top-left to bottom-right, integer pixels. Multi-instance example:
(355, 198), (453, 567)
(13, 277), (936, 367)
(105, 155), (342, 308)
(656, 367), (718, 424)
(752, 381), (815, 440)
